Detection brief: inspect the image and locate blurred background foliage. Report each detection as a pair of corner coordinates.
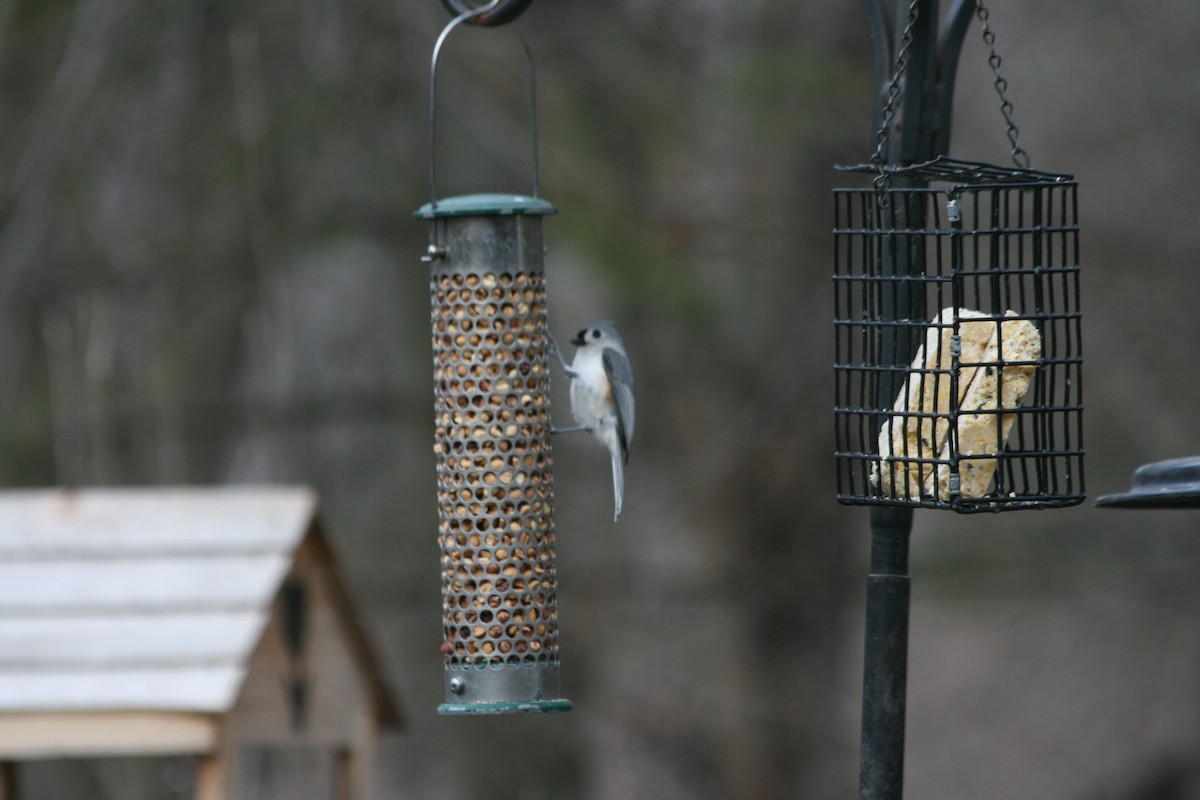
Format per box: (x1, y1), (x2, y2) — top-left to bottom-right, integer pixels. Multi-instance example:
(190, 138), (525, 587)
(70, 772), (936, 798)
(2, 0), (1200, 798)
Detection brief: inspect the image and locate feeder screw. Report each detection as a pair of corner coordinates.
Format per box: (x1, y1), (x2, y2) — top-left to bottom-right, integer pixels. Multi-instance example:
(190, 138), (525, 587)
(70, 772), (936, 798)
(448, 676), (465, 694)
(422, 244), (448, 263)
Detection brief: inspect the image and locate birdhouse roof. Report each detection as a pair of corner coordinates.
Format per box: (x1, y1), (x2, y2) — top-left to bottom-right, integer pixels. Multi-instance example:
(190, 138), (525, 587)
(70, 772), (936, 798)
(0, 487), (399, 726)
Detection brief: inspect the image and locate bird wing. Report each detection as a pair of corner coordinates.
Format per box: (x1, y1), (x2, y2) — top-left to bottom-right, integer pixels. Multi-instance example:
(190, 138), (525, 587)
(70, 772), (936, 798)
(602, 347), (635, 462)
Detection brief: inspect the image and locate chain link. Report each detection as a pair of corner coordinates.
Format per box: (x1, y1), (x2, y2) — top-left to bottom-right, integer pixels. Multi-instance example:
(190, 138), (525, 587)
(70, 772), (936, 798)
(870, 0), (921, 201)
(871, 1), (1031, 191)
(976, 1), (1030, 169)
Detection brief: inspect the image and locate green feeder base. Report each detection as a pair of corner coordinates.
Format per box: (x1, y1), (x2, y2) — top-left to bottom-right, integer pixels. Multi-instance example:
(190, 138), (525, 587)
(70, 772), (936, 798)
(438, 699), (573, 716)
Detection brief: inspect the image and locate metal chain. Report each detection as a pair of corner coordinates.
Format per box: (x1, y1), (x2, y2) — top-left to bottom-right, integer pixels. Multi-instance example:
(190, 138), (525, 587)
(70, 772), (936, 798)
(871, 0), (921, 199)
(976, 1), (1030, 168)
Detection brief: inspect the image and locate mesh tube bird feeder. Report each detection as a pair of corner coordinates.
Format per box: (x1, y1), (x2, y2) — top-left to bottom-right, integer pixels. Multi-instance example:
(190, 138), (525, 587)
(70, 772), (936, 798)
(415, 0), (570, 716)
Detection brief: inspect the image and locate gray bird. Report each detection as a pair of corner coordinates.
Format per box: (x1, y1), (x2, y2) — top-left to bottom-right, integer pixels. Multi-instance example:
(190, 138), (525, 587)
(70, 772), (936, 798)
(549, 322), (636, 521)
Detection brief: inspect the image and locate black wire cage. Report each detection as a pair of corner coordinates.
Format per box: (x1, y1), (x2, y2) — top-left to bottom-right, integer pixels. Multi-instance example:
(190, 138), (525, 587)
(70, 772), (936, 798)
(833, 157), (1085, 512)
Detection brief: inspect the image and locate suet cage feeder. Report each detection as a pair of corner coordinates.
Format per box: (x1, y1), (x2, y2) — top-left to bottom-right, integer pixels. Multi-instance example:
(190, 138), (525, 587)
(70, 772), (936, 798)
(415, 0), (570, 715)
(833, 157), (1085, 513)
(840, 3), (1086, 799)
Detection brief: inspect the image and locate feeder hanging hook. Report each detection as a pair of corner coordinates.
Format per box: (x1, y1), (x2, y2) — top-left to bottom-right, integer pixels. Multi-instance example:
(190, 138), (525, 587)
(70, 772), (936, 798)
(440, 0), (534, 27)
(427, 0), (541, 216)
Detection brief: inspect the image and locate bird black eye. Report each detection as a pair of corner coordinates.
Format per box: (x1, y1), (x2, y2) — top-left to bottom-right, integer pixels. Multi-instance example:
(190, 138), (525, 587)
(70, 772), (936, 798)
(591, 329), (601, 339)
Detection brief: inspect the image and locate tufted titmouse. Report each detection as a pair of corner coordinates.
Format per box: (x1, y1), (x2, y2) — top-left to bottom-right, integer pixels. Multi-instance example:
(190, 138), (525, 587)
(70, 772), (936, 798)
(548, 322), (635, 521)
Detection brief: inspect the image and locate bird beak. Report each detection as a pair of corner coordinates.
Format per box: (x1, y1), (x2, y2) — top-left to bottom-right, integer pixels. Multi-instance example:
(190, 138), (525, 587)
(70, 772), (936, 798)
(570, 334), (586, 346)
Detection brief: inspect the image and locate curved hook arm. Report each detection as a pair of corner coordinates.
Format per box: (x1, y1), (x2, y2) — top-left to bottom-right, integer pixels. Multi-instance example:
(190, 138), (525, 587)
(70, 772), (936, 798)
(860, 0), (893, 150)
(861, 0), (978, 164)
(441, 0), (534, 27)
(929, 0), (977, 157)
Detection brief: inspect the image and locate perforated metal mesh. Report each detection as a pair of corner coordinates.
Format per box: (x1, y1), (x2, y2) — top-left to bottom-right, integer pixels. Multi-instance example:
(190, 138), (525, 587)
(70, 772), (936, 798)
(833, 160), (1085, 512)
(431, 267), (560, 669)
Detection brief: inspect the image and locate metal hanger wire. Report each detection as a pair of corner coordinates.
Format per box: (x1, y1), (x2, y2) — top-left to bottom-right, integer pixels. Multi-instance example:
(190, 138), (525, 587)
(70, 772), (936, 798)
(870, 0), (1032, 198)
(427, 2), (540, 214)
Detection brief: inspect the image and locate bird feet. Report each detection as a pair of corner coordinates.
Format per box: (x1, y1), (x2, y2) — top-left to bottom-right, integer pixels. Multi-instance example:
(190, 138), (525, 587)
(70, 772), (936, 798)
(545, 333), (577, 378)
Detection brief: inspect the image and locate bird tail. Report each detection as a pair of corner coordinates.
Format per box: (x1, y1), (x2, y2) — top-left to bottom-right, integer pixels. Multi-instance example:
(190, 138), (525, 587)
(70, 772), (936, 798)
(611, 452), (624, 521)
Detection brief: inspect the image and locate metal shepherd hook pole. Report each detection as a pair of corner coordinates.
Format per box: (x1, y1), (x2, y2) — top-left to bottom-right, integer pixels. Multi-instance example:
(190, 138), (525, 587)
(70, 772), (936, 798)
(856, 1), (976, 798)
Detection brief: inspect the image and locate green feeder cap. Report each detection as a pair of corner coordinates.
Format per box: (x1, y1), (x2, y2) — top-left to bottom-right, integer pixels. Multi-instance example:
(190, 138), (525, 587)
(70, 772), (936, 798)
(414, 193), (557, 220)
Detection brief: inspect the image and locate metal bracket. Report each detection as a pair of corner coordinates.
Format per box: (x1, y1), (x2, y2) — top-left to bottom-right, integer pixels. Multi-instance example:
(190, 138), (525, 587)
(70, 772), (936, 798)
(861, 0), (978, 165)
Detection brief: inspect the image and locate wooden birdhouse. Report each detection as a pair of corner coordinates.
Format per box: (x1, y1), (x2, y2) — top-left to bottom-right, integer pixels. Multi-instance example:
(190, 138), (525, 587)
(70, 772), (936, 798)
(0, 487), (401, 800)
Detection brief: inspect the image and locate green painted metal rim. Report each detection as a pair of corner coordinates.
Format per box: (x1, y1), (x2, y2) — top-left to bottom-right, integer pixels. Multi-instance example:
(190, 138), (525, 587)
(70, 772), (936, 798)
(437, 699), (573, 716)
(413, 193), (557, 220)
